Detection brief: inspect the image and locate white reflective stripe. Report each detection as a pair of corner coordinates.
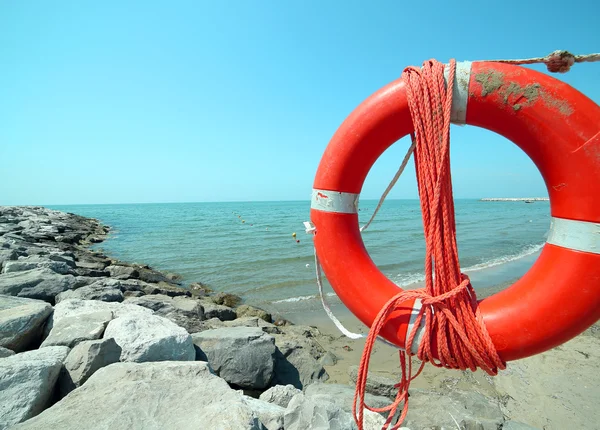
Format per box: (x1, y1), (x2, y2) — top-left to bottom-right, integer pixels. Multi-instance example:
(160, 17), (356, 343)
(547, 217), (600, 255)
(311, 189), (359, 214)
(406, 298), (427, 355)
(444, 61), (472, 125)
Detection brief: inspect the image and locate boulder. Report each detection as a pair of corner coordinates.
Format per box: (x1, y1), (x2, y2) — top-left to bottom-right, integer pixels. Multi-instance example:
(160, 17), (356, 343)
(0, 268), (50, 296)
(124, 294), (205, 333)
(0, 295), (53, 352)
(55, 283), (124, 303)
(348, 364), (397, 398)
(236, 304), (272, 322)
(192, 327), (276, 389)
(12, 362), (263, 430)
(105, 265), (139, 279)
(45, 298), (153, 336)
(200, 300), (237, 321)
(209, 291), (242, 307)
(0, 346), (15, 357)
(403, 388), (504, 430)
(17, 273), (79, 303)
(0, 249), (18, 271)
(283, 392), (357, 430)
(41, 310), (113, 348)
(104, 313), (195, 362)
(502, 421), (541, 430)
(0, 346), (70, 429)
(59, 338), (122, 396)
(223, 316), (281, 334)
(272, 335), (329, 389)
(304, 383), (392, 414)
(241, 396), (285, 430)
(259, 384), (302, 408)
(189, 281), (212, 298)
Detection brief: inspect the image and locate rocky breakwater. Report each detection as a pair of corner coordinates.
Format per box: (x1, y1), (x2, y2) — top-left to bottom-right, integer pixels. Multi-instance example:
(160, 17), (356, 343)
(0, 206), (386, 429)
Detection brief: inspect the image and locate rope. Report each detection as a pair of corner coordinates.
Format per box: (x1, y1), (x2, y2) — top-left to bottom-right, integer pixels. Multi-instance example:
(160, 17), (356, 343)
(486, 50), (600, 73)
(352, 59), (506, 430)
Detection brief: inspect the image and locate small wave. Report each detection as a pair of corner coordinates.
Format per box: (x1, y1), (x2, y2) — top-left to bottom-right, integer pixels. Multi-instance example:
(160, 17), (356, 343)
(273, 292), (336, 304)
(393, 243), (544, 287)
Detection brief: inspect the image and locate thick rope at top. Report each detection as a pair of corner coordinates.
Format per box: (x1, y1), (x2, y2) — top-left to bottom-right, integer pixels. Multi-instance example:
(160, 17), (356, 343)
(486, 50), (600, 73)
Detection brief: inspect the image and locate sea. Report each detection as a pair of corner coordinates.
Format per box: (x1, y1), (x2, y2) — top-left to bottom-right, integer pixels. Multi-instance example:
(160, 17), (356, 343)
(49, 199), (550, 317)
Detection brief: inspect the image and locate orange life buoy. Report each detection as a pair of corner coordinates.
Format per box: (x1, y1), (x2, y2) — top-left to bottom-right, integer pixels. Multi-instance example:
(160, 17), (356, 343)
(310, 61), (600, 362)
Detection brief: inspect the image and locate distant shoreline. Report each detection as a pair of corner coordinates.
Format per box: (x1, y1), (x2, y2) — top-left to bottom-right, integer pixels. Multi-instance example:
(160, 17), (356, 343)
(480, 197), (549, 201)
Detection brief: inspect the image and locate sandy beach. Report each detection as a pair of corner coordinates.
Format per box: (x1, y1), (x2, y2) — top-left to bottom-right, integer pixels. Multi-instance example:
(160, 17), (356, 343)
(277, 286), (600, 429)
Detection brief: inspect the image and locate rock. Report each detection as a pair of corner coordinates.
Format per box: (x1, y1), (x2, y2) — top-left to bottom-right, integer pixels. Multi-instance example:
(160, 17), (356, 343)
(348, 365), (397, 398)
(48, 253), (76, 268)
(189, 281), (212, 297)
(236, 304), (272, 322)
(224, 316), (281, 334)
(305, 383), (392, 414)
(41, 310), (113, 348)
(55, 283), (124, 303)
(140, 281), (191, 297)
(403, 389), (504, 430)
(210, 291), (242, 307)
(0, 346), (15, 357)
(0, 268), (51, 296)
(283, 392), (357, 430)
(502, 421), (541, 430)
(259, 384), (302, 408)
(200, 300), (237, 321)
(106, 265), (139, 279)
(0, 249), (18, 271)
(192, 327), (276, 389)
(17, 273), (79, 303)
(12, 361), (263, 430)
(137, 267), (178, 285)
(0, 346), (70, 429)
(0, 295), (53, 352)
(123, 290), (145, 298)
(45, 298), (153, 337)
(75, 260), (107, 270)
(272, 333), (329, 389)
(124, 294), (205, 333)
(320, 351), (338, 366)
(59, 338), (122, 396)
(242, 396), (285, 430)
(104, 313), (195, 362)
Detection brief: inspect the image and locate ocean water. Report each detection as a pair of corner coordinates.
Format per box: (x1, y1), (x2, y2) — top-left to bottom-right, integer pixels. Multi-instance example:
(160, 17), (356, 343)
(50, 200), (550, 312)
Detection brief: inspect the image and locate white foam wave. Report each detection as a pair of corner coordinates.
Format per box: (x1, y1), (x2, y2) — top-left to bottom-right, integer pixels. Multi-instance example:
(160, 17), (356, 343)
(273, 292), (336, 304)
(393, 243), (544, 287)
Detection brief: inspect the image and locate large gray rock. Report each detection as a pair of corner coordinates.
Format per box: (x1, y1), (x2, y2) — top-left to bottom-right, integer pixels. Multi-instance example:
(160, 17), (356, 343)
(17, 273), (78, 303)
(192, 326), (276, 389)
(106, 264), (139, 279)
(55, 283), (124, 303)
(224, 316), (281, 334)
(0, 346), (70, 429)
(242, 396), (285, 430)
(2, 258), (73, 275)
(236, 304), (272, 322)
(403, 389), (504, 430)
(200, 300), (236, 321)
(124, 294), (205, 333)
(104, 313), (195, 362)
(0, 268), (50, 295)
(41, 310), (113, 348)
(0, 249), (18, 271)
(502, 421), (540, 430)
(348, 364), (397, 398)
(305, 383), (392, 414)
(272, 334), (329, 389)
(0, 295), (53, 352)
(259, 384), (302, 408)
(45, 298), (153, 336)
(59, 338), (122, 396)
(283, 392), (357, 430)
(12, 361), (263, 430)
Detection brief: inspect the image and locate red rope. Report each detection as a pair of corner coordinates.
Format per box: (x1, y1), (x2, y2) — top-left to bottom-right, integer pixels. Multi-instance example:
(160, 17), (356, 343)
(352, 59), (506, 430)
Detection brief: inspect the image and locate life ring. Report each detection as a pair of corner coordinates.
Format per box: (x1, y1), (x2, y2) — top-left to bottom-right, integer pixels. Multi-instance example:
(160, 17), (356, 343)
(310, 61), (600, 362)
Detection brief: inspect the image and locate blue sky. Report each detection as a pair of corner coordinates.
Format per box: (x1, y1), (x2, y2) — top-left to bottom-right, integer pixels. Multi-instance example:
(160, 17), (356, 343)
(1, 1), (598, 205)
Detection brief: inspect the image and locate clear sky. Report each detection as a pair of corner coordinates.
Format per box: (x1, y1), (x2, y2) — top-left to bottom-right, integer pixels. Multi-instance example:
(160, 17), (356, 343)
(1, 1), (598, 205)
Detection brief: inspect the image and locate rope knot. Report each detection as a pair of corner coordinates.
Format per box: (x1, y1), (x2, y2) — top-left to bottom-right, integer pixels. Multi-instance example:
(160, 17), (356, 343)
(544, 50), (576, 73)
